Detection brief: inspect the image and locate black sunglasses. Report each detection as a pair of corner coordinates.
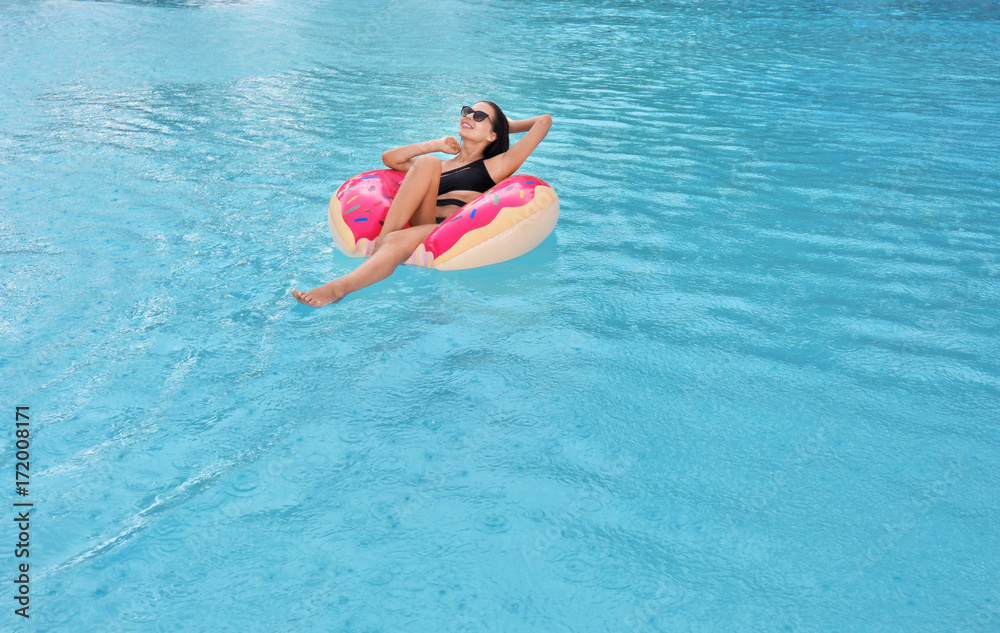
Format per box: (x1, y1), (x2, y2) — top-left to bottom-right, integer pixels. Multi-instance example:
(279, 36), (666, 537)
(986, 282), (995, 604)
(461, 105), (491, 123)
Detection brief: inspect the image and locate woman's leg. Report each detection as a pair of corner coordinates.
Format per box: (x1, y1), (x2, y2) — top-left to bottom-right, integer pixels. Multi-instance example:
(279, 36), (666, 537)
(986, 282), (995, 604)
(293, 224), (438, 307)
(381, 156), (442, 234)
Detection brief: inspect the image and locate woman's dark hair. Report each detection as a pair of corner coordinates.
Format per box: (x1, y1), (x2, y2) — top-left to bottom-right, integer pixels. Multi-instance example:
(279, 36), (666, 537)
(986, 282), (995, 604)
(481, 100), (510, 159)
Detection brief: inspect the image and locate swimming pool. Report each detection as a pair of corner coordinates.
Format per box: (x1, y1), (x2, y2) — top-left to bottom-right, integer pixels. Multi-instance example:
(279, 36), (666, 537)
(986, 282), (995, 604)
(2, 0), (999, 630)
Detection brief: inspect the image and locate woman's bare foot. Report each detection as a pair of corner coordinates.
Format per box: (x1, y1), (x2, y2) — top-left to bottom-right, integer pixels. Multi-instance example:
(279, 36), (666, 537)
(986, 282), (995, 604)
(292, 282), (345, 307)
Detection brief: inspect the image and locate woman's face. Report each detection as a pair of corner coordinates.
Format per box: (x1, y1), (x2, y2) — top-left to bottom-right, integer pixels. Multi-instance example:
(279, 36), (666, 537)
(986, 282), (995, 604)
(459, 101), (497, 143)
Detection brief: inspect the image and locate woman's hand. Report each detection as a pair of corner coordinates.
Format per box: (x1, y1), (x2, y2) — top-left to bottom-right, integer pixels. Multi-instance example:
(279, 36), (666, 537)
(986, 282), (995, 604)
(436, 136), (460, 154)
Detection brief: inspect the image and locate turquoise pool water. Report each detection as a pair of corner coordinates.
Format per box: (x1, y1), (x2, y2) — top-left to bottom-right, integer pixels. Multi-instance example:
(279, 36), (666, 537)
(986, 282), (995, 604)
(3, 0), (999, 631)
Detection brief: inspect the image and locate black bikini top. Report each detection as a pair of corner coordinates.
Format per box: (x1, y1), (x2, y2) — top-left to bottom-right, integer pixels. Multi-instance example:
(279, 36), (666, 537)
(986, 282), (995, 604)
(437, 157), (496, 204)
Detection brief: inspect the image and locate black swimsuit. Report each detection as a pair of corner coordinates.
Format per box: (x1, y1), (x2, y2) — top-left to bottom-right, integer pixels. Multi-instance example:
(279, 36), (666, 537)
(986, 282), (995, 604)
(435, 158), (495, 223)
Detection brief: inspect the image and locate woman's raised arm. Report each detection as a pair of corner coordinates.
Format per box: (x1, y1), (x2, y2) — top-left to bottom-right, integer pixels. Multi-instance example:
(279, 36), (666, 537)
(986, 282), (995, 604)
(492, 114), (552, 180)
(507, 114), (550, 135)
(382, 137), (459, 172)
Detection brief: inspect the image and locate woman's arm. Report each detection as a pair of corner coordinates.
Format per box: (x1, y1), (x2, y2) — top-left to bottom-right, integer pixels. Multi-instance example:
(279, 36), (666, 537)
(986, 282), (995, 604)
(492, 114), (552, 180)
(382, 137), (460, 172)
(507, 115), (549, 135)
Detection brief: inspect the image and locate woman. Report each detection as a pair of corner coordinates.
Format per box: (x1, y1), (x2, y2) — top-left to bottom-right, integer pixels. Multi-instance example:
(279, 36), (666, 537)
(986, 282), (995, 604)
(293, 101), (552, 307)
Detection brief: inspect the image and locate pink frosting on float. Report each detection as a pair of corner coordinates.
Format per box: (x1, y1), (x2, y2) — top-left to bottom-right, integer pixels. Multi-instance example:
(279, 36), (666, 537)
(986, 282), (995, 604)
(336, 169), (404, 243)
(423, 174), (549, 257)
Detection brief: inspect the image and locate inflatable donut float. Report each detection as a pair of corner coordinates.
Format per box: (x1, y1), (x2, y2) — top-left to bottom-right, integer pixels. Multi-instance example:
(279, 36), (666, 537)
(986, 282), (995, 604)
(328, 169), (559, 271)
